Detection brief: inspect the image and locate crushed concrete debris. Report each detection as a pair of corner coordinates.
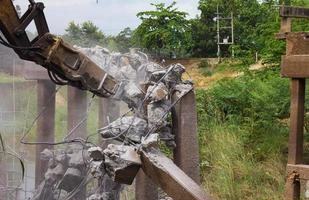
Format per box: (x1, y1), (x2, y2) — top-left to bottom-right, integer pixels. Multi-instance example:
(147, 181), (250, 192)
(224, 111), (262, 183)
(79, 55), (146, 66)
(58, 168), (83, 192)
(141, 133), (159, 148)
(88, 146), (104, 161)
(103, 144), (141, 185)
(99, 116), (148, 143)
(147, 82), (168, 103)
(34, 46), (193, 199)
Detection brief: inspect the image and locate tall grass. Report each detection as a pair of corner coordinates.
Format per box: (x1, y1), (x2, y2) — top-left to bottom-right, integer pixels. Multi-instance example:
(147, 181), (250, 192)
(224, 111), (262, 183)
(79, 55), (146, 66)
(196, 67), (290, 199)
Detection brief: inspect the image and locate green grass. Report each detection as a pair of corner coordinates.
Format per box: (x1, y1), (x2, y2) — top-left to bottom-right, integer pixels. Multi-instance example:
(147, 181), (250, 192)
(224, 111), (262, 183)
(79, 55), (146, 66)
(196, 65), (291, 199)
(199, 125), (285, 200)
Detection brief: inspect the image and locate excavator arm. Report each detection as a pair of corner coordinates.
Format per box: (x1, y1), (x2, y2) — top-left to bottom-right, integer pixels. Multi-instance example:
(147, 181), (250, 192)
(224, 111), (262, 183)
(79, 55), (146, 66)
(0, 0), (118, 97)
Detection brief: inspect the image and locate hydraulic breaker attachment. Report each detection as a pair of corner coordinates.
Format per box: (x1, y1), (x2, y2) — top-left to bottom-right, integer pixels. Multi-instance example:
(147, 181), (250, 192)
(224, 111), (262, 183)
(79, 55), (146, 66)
(0, 0), (119, 97)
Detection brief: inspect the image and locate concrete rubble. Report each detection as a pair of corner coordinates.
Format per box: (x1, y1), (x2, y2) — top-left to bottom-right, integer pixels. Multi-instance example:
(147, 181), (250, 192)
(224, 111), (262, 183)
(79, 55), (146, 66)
(32, 144), (89, 200)
(34, 46), (193, 200)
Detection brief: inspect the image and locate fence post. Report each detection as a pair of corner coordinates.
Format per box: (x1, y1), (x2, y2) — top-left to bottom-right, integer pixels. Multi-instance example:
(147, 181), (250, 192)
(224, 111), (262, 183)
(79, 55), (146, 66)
(35, 80), (55, 186)
(286, 79), (306, 200)
(98, 98), (121, 200)
(172, 90), (200, 183)
(67, 86), (87, 139)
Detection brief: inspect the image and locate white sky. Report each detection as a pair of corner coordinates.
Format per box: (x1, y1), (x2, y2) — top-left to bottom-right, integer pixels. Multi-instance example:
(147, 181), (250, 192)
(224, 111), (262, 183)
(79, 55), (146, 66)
(14, 0), (200, 35)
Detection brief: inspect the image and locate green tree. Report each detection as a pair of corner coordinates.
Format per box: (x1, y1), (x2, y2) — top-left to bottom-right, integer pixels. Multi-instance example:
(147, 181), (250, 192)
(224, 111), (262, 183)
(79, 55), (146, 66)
(114, 27), (133, 53)
(63, 21), (106, 47)
(194, 0), (309, 61)
(133, 2), (192, 57)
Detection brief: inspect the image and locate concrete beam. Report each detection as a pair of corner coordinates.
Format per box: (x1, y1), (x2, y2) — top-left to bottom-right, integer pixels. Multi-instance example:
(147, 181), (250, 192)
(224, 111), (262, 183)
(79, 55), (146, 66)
(140, 148), (212, 200)
(135, 170), (158, 200)
(172, 90), (200, 184)
(98, 98), (121, 200)
(67, 86), (87, 139)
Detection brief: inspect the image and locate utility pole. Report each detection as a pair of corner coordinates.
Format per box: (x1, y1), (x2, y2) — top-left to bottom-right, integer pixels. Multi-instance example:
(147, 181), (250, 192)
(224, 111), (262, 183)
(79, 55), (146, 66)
(216, 5), (220, 62)
(216, 4), (235, 61)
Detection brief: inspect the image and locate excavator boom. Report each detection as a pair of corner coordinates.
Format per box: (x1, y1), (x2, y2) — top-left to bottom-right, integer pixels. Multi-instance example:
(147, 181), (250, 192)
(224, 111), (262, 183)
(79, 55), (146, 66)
(0, 0), (118, 97)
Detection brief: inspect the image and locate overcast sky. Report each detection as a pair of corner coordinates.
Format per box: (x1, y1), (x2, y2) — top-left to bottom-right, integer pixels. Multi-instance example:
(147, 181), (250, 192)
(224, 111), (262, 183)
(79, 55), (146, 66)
(14, 0), (200, 35)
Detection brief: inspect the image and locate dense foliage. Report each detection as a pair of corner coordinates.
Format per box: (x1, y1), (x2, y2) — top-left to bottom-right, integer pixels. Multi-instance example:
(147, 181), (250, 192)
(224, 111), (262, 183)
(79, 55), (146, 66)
(133, 2), (192, 57)
(196, 66), (291, 199)
(63, 0), (309, 59)
(63, 21), (106, 47)
(63, 21), (133, 52)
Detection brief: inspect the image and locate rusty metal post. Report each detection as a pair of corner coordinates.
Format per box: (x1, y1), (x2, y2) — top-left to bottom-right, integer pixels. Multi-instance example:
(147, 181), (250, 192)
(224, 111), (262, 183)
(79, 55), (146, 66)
(98, 98), (121, 200)
(286, 78), (306, 200)
(67, 86), (87, 139)
(172, 90), (200, 183)
(35, 80), (55, 186)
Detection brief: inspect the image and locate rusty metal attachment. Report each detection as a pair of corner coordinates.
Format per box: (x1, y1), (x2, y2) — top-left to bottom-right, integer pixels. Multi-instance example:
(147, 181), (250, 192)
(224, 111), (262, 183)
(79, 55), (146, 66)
(0, 0), (119, 98)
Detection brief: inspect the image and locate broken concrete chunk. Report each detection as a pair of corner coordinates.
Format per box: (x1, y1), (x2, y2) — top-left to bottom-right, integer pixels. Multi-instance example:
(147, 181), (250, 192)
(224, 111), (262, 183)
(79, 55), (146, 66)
(41, 149), (53, 161)
(150, 70), (168, 83)
(137, 62), (164, 82)
(57, 168), (83, 192)
(164, 64), (186, 87)
(158, 126), (176, 149)
(90, 161), (104, 178)
(148, 101), (171, 128)
(45, 163), (65, 184)
(103, 144), (141, 185)
(141, 133), (159, 148)
(88, 147), (104, 161)
(68, 150), (87, 170)
(173, 83), (193, 99)
(99, 116), (147, 143)
(147, 82), (168, 102)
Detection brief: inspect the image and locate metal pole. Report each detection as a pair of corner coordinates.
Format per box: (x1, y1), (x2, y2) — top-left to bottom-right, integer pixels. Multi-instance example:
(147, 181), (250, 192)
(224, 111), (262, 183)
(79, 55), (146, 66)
(217, 4), (220, 62)
(231, 11), (235, 58)
(35, 80), (55, 186)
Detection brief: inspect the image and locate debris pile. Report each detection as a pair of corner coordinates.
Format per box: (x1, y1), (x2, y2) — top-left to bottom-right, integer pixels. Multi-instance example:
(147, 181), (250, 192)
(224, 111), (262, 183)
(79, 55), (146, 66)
(34, 46), (193, 200)
(33, 145), (89, 200)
